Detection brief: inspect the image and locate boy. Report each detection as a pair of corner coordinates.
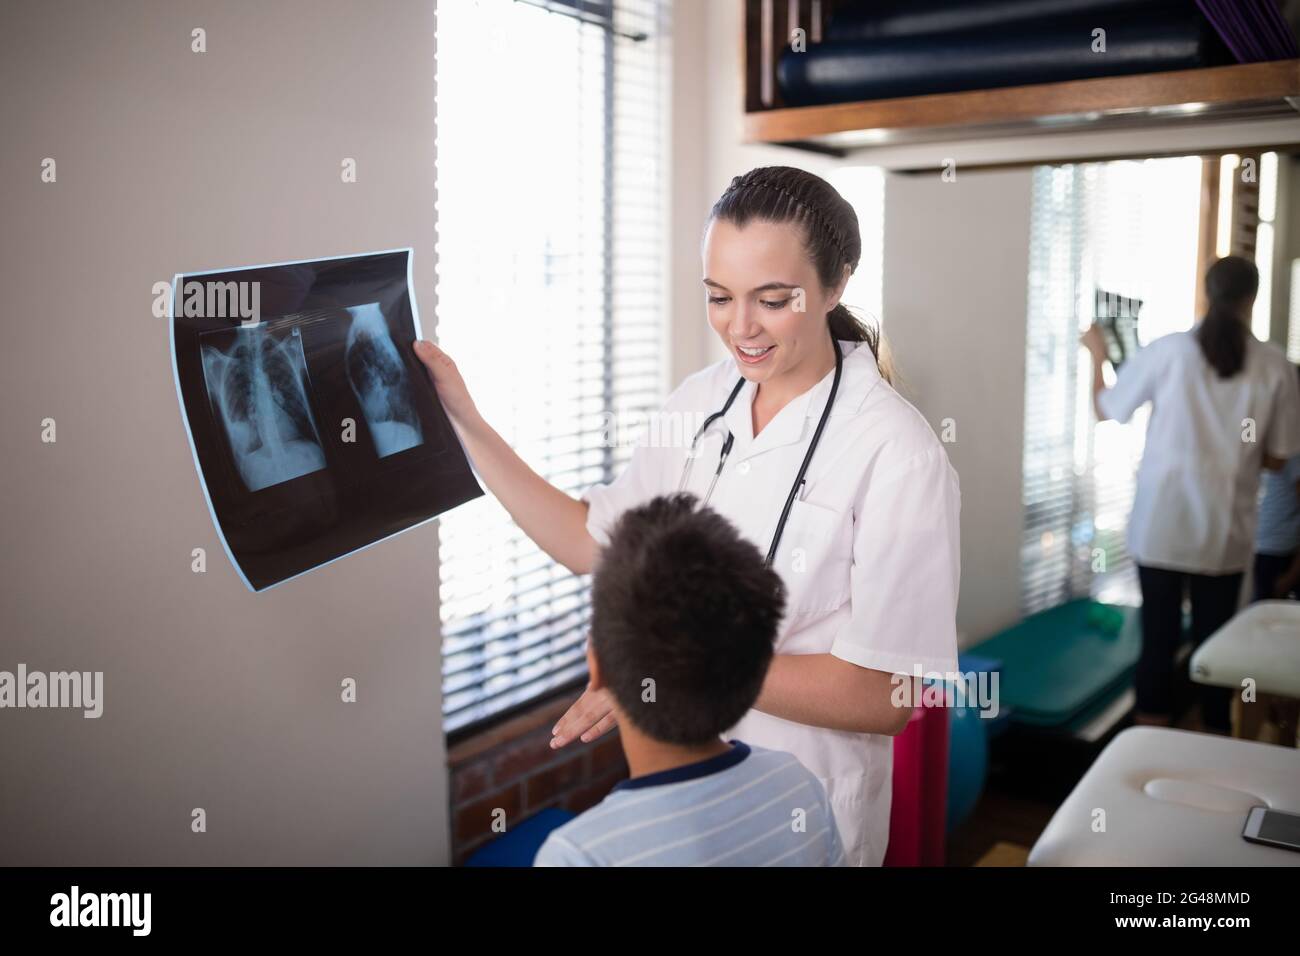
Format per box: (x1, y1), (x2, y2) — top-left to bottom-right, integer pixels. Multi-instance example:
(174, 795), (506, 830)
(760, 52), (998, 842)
(1254, 365), (1300, 601)
(535, 493), (844, 867)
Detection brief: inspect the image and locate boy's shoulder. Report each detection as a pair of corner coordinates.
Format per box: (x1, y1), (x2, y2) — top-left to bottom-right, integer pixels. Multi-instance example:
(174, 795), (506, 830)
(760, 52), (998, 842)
(532, 743), (829, 867)
(742, 742), (816, 775)
(533, 829), (598, 867)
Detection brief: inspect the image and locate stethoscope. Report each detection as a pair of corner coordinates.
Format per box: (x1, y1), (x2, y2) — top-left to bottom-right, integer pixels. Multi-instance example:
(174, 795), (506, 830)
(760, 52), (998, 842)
(677, 328), (843, 566)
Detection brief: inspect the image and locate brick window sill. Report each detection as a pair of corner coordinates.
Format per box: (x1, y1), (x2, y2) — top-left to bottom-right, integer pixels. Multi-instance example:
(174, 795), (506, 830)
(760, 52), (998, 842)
(447, 689), (628, 865)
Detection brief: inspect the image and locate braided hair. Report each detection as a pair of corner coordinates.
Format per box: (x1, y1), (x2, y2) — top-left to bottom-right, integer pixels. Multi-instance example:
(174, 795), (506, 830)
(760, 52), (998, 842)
(706, 165), (890, 383)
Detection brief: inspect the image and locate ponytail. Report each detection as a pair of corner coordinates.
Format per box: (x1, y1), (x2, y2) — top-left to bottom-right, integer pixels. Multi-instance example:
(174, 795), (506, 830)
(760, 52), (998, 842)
(1197, 255), (1258, 379)
(1196, 303), (1247, 378)
(829, 303), (893, 385)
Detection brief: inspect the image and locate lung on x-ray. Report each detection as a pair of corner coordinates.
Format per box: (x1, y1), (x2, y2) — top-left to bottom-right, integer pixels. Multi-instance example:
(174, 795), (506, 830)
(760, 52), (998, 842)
(343, 302), (424, 459)
(171, 249), (482, 592)
(200, 325), (328, 492)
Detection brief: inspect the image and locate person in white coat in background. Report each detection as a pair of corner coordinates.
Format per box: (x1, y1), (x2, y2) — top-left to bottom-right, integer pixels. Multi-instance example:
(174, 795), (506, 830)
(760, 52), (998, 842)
(415, 165), (962, 866)
(1081, 255), (1300, 732)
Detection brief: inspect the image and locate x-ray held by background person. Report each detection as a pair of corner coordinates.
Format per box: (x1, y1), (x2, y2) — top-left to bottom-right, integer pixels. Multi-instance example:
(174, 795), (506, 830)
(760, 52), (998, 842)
(172, 249), (481, 592)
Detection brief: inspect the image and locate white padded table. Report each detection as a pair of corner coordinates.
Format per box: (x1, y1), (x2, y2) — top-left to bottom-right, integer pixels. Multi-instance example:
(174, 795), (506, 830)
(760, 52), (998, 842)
(1190, 600), (1300, 697)
(1029, 727), (1300, 866)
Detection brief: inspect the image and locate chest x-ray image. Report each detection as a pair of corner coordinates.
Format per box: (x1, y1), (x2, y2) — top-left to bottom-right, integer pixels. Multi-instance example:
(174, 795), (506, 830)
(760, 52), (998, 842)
(344, 302), (424, 458)
(171, 249), (482, 592)
(200, 325), (328, 492)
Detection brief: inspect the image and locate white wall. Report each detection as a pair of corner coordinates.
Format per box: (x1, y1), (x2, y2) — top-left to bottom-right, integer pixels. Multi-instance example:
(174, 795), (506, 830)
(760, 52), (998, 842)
(881, 170), (1034, 641)
(667, 0), (711, 386)
(0, 0), (449, 864)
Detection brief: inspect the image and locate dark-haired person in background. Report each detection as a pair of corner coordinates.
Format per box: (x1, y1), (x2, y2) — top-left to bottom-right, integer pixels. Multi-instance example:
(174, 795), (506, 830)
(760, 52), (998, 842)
(1081, 256), (1300, 732)
(1253, 365), (1300, 602)
(534, 494), (844, 867)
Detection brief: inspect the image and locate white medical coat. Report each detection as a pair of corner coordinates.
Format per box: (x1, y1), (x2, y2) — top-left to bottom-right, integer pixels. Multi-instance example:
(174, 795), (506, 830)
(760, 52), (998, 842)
(583, 339), (962, 866)
(1098, 330), (1300, 575)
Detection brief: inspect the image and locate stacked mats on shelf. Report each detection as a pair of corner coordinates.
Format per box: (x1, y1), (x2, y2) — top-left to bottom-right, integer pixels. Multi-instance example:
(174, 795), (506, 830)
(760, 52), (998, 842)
(777, 0), (1235, 106)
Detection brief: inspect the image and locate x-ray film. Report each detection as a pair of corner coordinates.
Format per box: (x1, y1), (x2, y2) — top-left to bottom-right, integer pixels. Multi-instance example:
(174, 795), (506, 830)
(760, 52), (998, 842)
(343, 302), (425, 458)
(200, 324), (328, 492)
(171, 249), (482, 591)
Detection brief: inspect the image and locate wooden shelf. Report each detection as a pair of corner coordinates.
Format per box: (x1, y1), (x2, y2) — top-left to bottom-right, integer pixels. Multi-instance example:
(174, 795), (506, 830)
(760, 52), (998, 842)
(744, 59), (1300, 153)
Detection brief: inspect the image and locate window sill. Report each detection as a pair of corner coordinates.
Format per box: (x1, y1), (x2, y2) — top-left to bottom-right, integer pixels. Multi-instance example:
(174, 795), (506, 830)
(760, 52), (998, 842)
(446, 686), (583, 769)
(445, 682), (628, 863)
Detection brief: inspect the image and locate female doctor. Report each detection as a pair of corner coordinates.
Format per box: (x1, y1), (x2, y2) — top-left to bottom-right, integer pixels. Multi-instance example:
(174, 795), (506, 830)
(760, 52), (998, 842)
(414, 166), (962, 866)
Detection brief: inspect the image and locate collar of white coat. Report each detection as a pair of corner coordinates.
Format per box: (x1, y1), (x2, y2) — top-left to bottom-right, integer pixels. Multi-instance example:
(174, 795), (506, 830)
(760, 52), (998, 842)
(721, 338), (881, 457)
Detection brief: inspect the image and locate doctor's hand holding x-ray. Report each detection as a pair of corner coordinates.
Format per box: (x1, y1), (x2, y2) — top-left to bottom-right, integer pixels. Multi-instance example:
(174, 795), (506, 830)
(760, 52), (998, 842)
(414, 166), (962, 866)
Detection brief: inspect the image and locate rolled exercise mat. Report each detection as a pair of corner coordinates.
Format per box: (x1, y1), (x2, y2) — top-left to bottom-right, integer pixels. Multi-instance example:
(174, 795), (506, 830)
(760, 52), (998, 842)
(778, 2), (1223, 106)
(965, 600), (1140, 728)
(823, 0), (1174, 41)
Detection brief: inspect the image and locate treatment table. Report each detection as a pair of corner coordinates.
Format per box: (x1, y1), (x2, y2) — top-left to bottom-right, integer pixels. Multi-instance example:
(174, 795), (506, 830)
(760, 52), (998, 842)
(1190, 601), (1300, 745)
(1028, 726), (1300, 866)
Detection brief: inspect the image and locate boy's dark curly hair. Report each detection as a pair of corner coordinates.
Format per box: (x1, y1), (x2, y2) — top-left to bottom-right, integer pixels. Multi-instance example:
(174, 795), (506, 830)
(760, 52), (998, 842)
(590, 493), (787, 745)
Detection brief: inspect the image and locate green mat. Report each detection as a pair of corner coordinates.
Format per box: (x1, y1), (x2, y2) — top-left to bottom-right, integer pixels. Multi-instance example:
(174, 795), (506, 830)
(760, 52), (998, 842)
(967, 599), (1140, 727)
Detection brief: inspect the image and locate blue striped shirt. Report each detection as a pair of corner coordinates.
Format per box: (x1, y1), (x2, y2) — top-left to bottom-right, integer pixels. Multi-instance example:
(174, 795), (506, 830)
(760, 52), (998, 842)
(1257, 453), (1300, 555)
(534, 741), (844, 867)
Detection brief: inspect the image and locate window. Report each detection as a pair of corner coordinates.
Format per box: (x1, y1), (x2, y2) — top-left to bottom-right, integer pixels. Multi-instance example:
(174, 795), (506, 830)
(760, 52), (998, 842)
(1250, 151), (1279, 342)
(434, 0), (670, 734)
(1289, 255), (1300, 362)
(1213, 151), (1279, 342)
(1021, 157), (1203, 615)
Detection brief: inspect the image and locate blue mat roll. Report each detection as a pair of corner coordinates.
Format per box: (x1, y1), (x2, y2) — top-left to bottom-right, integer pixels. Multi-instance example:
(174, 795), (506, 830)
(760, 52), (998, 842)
(824, 0), (1182, 40)
(779, 1), (1222, 106)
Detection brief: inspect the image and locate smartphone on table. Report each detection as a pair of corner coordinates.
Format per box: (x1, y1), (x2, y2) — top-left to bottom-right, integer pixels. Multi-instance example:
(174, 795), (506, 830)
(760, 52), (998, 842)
(1242, 805), (1300, 853)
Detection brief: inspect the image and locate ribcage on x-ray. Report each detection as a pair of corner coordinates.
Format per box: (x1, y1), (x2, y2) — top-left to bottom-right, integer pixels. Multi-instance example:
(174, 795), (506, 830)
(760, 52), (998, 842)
(201, 327), (327, 492)
(344, 303), (424, 457)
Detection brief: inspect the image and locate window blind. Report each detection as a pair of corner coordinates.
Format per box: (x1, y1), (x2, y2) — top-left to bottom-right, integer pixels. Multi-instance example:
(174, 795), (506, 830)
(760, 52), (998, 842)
(433, 0), (670, 735)
(1021, 157), (1202, 615)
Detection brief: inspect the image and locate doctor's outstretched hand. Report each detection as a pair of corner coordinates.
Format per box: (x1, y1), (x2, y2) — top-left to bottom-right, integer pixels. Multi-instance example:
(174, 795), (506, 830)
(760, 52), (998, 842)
(550, 684), (617, 749)
(413, 339), (478, 427)
(409, 337), (602, 577)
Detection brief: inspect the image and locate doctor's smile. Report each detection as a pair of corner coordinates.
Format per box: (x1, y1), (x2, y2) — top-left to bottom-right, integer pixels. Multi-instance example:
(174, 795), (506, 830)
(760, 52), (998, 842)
(735, 343), (775, 363)
(413, 165), (962, 867)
